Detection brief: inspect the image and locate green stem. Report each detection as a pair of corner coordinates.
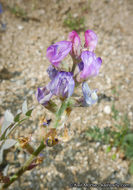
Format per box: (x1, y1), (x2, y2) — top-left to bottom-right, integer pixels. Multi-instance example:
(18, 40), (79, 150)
(1, 141), (45, 189)
(54, 98), (70, 128)
(71, 63), (76, 73)
(0, 117), (28, 141)
(71, 56), (77, 74)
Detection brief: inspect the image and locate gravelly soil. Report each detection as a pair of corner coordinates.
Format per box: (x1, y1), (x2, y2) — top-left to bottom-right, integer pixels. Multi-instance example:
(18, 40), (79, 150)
(0, 0), (133, 189)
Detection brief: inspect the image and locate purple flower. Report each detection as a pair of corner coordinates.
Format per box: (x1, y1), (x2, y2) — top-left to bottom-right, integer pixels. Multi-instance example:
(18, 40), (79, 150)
(43, 119), (52, 126)
(36, 71), (75, 106)
(50, 71), (75, 98)
(82, 82), (98, 106)
(36, 84), (53, 106)
(46, 41), (72, 67)
(84, 30), (98, 52)
(78, 51), (102, 80)
(68, 31), (81, 58)
(47, 65), (58, 80)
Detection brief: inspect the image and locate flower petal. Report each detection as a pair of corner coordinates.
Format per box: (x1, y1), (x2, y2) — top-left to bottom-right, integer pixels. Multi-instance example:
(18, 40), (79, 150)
(78, 61), (84, 71)
(79, 51), (102, 80)
(82, 82), (98, 106)
(47, 65), (58, 80)
(36, 85), (53, 106)
(84, 30), (98, 52)
(68, 31), (81, 58)
(50, 71), (75, 98)
(46, 41), (72, 67)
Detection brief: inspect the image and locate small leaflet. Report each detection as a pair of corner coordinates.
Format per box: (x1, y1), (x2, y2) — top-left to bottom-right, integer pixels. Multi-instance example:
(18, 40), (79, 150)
(1, 110), (14, 135)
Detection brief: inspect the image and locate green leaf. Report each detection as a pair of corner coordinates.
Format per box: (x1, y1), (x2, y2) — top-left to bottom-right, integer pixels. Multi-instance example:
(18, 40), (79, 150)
(10, 174), (17, 180)
(125, 146), (133, 158)
(123, 134), (133, 145)
(14, 110), (21, 122)
(106, 146), (111, 153)
(56, 98), (69, 118)
(129, 162), (133, 175)
(111, 104), (119, 120)
(54, 98), (72, 128)
(25, 108), (34, 117)
(112, 154), (116, 160)
(22, 100), (28, 114)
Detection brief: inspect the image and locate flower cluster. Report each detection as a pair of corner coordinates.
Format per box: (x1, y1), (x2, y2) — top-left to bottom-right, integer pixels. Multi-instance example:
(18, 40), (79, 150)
(36, 30), (102, 107)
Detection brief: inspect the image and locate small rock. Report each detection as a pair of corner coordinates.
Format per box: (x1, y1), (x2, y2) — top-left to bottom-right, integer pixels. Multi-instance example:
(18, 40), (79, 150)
(17, 25), (24, 30)
(95, 142), (100, 148)
(104, 105), (111, 114)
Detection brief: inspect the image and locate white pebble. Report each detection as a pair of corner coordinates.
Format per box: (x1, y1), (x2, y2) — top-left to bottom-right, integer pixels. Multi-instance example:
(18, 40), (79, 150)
(104, 105), (111, 114)
(17, 25), (24, 30)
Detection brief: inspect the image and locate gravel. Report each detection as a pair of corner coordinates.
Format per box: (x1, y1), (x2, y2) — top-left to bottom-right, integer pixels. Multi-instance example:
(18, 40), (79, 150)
(0, 0), (133, 189)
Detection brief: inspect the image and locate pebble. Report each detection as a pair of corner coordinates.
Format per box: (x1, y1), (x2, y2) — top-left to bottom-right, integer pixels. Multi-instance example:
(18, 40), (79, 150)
(17, 25), (24, 30)
(76, 142), (81, 147)
(106, 76), (111, 84)
(95, 142), (100, 148)
(104, 105), (111, 114)
(16, 79), (25, 85)
(128, 112), (133, 117)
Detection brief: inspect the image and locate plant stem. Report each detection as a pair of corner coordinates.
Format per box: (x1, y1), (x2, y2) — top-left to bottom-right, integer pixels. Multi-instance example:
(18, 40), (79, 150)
(1, 141), (46, 189)
(54, 98), (70, 128)
(0, 117), (28, 141)
(71, 63), (76, 73)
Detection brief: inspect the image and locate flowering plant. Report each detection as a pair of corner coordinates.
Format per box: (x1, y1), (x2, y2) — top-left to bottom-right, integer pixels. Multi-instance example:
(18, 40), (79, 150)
(0, 29), (102, 189)
(37, 29), (102, 108)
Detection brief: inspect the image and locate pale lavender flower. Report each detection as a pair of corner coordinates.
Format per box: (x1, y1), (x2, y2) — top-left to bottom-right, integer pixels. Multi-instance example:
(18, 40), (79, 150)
(47, 65), (58, 80)
(36, 71), (75, 106)
(82, 82), (98, 106)
(46, 41), (72, 67)
(78, 51), (102, 80)
(68, 31), (81, 58)
(50, 71), (75, 98)
(36, 84), (53, 106)
(84, 30), (98, 52)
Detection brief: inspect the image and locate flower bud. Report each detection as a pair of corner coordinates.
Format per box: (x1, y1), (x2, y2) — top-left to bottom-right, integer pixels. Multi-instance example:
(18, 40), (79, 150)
(68, 31), (81, 58)
(84, 29), (98, 52)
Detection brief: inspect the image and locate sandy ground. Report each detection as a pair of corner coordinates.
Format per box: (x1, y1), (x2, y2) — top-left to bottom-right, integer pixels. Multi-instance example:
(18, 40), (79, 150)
(0, 0), (133, 189)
